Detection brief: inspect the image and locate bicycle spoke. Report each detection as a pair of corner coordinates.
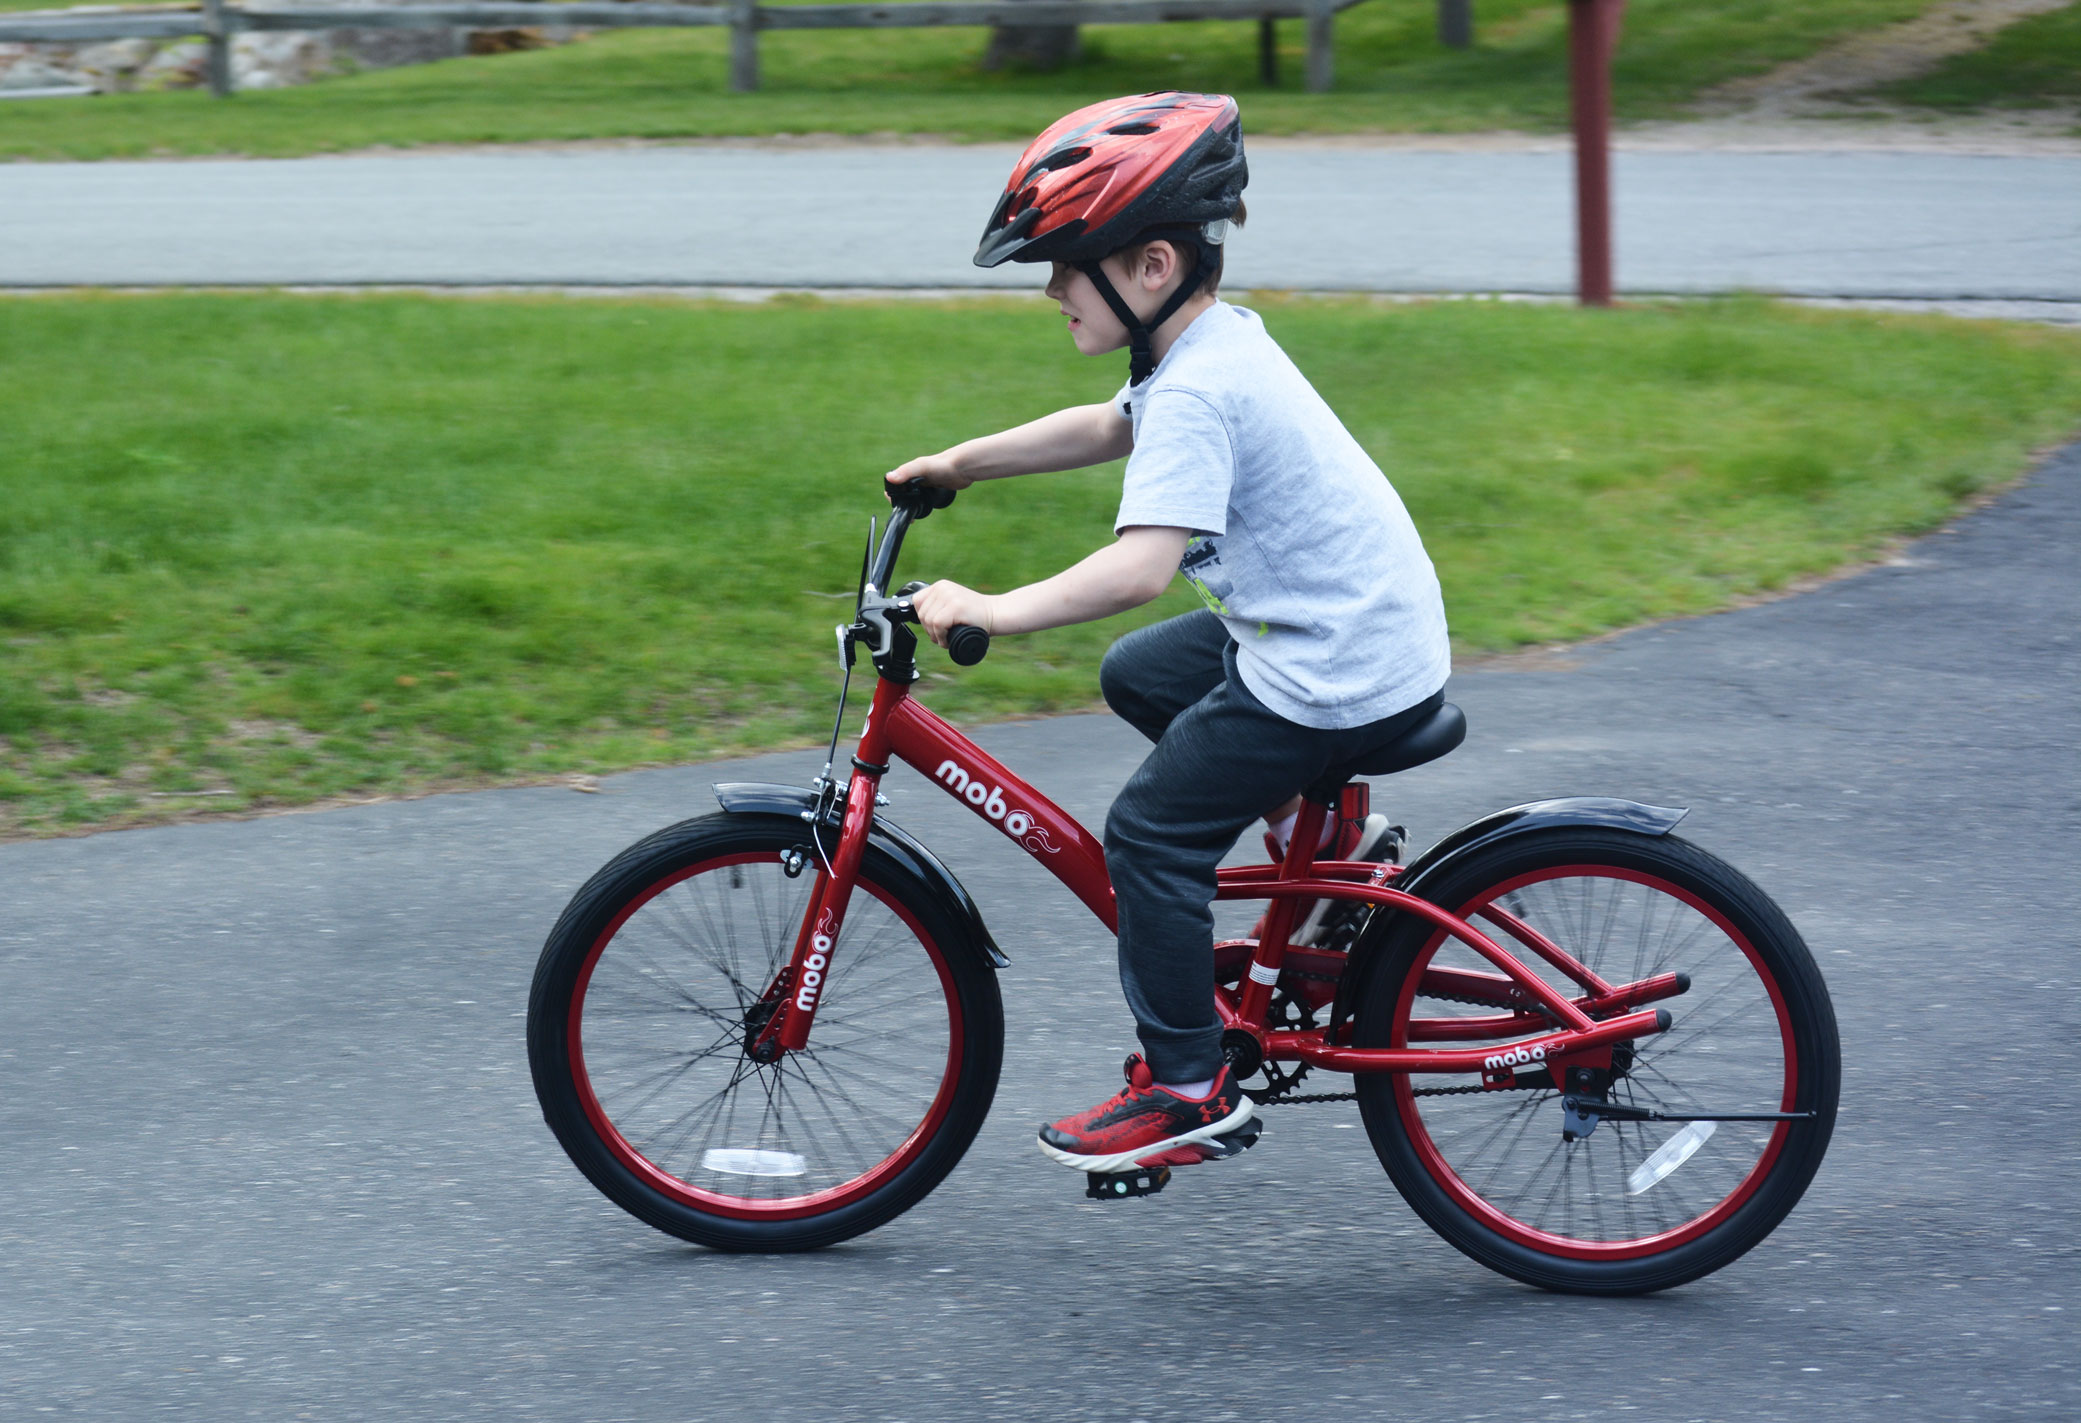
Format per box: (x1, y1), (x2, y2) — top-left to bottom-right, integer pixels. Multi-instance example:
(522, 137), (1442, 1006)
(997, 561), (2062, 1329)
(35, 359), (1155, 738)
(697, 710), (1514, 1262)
(574, 854), (956, 1209)
(1403, 862), (1795, 1249)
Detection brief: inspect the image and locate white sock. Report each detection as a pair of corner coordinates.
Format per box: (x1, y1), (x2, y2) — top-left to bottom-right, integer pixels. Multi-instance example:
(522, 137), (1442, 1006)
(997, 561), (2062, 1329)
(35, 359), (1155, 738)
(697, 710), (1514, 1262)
(1267, 810), (1336, 854)
(1163, 1076), (1216, 1098)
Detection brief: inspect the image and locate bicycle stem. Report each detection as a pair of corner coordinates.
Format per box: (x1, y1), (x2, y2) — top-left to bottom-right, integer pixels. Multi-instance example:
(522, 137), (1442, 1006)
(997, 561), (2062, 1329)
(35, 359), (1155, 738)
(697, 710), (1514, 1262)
(868, 505), (917, 597)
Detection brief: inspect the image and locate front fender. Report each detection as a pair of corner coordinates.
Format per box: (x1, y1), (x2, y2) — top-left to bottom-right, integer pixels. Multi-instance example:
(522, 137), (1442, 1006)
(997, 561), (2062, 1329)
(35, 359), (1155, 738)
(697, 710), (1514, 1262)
(713, 781), (1009, 969)
(1329, 797), (1687, 1038)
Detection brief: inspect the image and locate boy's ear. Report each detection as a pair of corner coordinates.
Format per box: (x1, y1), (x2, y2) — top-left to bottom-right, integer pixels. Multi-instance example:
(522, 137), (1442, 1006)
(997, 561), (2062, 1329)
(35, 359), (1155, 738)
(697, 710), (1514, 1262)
(1138, 240), (1180, 292)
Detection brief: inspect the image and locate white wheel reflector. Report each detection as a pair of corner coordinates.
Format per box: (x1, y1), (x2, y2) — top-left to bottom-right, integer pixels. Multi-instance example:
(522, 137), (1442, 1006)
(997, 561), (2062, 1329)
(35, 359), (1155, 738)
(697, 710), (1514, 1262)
(701, 1148), (809, 1178)
(1626, 1121), (1715, 1196)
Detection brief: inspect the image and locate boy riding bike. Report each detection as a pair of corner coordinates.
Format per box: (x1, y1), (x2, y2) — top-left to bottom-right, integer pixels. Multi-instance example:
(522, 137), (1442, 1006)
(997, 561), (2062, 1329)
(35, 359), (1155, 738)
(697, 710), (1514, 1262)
(886, 92), (1451, 1177)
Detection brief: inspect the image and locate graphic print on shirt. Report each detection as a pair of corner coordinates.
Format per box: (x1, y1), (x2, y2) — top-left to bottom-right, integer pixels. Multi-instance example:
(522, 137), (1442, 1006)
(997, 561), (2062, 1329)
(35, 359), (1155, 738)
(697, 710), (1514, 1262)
(1179, 536), (1231, 617)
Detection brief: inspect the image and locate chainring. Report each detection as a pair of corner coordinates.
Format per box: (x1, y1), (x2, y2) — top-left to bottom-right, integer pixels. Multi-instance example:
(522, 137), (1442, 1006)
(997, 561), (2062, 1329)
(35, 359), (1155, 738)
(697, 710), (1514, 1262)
(1243, 985), (1319, 1104)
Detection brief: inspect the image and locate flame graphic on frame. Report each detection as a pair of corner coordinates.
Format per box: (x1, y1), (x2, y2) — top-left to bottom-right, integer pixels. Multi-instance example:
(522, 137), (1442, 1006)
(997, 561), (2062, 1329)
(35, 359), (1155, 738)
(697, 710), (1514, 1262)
(1016, 822), (1060, 855)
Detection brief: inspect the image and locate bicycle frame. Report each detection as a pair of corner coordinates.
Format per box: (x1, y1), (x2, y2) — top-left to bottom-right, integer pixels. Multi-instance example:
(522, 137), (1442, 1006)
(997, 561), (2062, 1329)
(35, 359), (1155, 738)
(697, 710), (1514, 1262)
(749, 498), (1675, 1082)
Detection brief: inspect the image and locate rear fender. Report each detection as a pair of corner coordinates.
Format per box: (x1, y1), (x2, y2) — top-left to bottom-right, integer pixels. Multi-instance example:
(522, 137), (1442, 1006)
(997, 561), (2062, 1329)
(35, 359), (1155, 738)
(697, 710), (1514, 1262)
(713, 781), (1009, 969)
(1328, 798), (1687, 1041)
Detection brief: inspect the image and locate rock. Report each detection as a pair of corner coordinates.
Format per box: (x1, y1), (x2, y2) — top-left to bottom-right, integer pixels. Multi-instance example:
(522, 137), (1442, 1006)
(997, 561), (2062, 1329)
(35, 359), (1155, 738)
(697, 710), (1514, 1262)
(231, 30), (330, 88)
(0, 1), (576, 98)
(328, 24), (465, 70)
(73, 37), (157, 90)
(0, 56), (93, 91)
(138, 38), (206, 90)
(465, 26), (549, 54)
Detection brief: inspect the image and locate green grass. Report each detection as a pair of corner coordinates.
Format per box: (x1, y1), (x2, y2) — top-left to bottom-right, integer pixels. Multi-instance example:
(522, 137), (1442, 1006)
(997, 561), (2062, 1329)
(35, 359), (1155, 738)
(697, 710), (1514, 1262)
(1876, 1), (2081, 111)
(3, 291), (2078, 836)
(0, 0), (1943, 158)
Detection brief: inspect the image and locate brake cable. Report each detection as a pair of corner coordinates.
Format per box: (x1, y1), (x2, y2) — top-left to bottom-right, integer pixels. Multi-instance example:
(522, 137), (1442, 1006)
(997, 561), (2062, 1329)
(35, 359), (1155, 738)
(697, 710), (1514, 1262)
(807, 514), (875, 880)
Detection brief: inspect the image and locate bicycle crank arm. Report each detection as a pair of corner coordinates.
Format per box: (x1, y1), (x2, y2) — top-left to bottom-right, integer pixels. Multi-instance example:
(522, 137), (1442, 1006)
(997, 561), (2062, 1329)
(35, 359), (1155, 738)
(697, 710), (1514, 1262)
(1560, 1094), (1818, 1124)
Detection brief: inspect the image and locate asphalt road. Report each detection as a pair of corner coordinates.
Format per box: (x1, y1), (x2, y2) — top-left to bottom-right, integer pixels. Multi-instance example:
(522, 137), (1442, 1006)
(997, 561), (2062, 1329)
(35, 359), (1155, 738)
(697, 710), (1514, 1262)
(3, 145), (2077, 297)
(3, 446), (2077, 1421)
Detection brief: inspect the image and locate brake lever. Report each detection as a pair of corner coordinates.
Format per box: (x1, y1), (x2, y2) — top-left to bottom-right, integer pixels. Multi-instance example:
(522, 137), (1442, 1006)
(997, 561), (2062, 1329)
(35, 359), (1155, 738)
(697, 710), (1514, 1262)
(851, 586), (905, 659)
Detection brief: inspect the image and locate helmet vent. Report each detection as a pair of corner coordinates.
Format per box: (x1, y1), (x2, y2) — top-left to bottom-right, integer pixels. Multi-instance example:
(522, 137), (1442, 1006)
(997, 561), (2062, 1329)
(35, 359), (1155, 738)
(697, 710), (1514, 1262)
(1030, 146), (1092, 174)
(1105, 123), (1159, 135)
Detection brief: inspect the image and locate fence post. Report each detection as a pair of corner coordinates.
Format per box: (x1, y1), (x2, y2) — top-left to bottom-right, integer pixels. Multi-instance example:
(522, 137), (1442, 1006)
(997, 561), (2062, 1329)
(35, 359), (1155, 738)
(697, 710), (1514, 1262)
(1257, 16), (1276, 86)
(1304, 0), (1331, 92)
(1437, 0), (1471, 48)
(202, 0), (233, 96)
(982, 0), (1079, 73)
(728, 0), (758, 91)
(1568, 0), (1624, 305)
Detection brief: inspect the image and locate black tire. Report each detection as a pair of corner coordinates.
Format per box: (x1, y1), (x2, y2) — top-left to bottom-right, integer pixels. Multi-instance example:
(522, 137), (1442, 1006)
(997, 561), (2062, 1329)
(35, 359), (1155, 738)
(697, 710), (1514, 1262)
(528, 813), (1004, 1251)
(1354, 826), (1839, 1295)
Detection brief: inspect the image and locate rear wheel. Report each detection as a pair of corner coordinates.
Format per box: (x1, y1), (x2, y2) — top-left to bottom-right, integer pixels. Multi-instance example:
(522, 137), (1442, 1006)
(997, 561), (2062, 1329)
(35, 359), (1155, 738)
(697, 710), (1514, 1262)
(528, 813), (1003, 1251)
(1354, 827), (1838, 1294)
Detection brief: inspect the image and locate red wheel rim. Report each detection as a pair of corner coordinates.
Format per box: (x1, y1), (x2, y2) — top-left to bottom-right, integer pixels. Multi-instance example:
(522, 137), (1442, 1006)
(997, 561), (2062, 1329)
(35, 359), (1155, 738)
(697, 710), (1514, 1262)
(1393, 864), (1797, 1260)
(568, 852), (964, 1222)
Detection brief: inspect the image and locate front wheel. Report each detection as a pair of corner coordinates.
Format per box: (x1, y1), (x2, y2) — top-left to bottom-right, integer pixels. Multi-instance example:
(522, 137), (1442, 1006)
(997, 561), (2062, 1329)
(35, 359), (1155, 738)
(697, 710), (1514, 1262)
(1354, 827), (1839, 1294)
(528, 813), (1004, 1251)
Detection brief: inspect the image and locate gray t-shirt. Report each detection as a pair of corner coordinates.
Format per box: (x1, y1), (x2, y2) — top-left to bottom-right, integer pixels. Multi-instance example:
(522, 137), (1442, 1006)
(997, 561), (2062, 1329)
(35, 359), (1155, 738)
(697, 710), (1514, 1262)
(1114, 301), (1451, 731)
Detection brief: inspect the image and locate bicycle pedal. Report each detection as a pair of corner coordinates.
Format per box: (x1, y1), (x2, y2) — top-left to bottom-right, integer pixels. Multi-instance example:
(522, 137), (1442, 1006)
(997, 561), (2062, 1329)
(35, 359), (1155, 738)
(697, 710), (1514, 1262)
(1086, 1165), (1171, 1200)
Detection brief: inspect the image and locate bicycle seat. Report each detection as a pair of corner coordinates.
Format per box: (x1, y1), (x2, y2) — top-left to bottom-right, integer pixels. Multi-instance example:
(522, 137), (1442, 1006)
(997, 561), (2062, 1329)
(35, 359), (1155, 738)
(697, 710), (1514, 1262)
(1308, 700), (1466, 800)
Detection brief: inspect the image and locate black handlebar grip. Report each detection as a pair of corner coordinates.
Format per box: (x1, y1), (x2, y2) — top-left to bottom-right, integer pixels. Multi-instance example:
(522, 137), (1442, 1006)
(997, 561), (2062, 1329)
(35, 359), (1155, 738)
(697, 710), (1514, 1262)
(946, 624), (990, 667)
(888, 481), (957, 519)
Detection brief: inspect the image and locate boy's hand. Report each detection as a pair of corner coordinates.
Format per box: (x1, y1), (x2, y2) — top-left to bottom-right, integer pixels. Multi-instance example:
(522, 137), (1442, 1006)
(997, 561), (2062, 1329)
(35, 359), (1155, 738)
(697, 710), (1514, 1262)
(909, 580), (996, 649)
(886, 453), (973, 495)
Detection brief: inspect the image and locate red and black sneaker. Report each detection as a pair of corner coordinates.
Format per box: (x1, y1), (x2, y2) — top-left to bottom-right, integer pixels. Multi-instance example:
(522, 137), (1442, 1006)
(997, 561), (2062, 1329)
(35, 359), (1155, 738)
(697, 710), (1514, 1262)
(1291, 812), (1402, 948)
(1037, 1055), (1259, 1174)
(1246, 812), (1403, 950)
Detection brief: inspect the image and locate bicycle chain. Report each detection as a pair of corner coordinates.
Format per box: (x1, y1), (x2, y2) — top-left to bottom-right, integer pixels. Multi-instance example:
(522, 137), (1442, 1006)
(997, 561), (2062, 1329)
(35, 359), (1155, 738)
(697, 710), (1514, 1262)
(1257, 1080), (1539, 1106)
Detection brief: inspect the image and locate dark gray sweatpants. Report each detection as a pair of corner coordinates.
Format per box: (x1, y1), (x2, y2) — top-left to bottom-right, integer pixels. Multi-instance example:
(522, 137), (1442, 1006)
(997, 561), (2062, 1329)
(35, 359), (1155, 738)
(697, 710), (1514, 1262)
(1099, 610), (1442, 1083)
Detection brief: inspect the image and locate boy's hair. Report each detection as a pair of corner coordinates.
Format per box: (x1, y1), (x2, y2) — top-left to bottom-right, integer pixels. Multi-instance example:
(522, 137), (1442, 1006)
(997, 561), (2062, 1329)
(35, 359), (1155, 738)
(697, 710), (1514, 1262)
(1118, 199), (1249, 293)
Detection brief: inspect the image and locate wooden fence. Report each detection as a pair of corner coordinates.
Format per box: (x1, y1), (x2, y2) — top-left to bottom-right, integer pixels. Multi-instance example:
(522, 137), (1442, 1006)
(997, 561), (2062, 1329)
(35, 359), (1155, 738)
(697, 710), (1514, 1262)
(0, 0), (1375, 97)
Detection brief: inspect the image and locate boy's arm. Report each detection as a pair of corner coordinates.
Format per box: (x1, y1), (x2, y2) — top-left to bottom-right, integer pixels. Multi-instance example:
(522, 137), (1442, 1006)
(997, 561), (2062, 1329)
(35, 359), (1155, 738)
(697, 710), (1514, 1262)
(886, 401), (1132, 491)
(910, 526), (1189, 646)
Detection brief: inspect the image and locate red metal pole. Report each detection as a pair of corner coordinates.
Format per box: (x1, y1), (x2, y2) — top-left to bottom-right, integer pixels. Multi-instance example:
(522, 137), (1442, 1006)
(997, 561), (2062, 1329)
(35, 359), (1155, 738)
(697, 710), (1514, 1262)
(1568, 0), (1624, 306)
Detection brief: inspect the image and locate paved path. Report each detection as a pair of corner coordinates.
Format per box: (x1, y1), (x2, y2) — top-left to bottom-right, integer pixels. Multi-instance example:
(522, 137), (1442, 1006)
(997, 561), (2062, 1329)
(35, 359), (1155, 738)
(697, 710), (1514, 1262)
(4, 145), (2077, 297)
(3, 441), (2076, 1420)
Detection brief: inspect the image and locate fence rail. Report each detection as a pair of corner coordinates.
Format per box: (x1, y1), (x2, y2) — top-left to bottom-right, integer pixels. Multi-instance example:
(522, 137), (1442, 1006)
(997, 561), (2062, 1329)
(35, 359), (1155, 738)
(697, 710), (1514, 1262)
(0, 0), (1367, 94)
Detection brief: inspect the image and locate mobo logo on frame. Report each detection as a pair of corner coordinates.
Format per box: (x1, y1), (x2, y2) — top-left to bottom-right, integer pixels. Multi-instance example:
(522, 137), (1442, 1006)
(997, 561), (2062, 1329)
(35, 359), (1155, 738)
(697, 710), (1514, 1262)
(793, 907), (838, 1012)
(1483, 1043), (1548, 1073)
(934, 759), (1059, 854)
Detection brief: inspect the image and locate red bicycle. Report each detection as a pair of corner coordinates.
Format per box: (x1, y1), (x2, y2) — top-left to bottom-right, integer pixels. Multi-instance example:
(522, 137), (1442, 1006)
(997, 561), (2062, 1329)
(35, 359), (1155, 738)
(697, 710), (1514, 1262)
(528, 484), (1840, 1295)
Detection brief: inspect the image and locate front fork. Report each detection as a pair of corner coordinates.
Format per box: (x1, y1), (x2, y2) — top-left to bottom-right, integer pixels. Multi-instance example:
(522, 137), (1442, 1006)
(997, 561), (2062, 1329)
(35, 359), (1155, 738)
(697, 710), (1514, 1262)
(748, 692), (899, 1059)
(740, 770), (880, 1060)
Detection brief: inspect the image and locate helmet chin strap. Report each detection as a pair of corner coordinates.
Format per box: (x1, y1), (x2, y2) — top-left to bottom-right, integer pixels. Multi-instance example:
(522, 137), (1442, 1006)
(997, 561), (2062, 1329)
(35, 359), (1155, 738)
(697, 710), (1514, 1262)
(1078, 247), (1222, 390)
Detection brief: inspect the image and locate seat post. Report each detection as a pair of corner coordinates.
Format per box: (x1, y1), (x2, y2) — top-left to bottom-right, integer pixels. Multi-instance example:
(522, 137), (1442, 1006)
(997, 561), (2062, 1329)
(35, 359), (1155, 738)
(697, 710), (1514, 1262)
(1236, 797), (1332, 1028)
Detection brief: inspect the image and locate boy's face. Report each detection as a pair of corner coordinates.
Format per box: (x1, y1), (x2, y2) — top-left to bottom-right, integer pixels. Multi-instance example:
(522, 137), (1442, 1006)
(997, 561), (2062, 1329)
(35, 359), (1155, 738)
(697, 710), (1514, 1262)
(1043, 244), (1186, 357)
(1044, 258), (1134, 357)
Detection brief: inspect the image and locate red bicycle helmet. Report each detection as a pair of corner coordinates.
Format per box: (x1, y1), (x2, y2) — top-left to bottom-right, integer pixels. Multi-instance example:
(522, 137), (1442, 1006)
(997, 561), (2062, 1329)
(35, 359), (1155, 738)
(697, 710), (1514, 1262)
(975, 92), (1248, 384)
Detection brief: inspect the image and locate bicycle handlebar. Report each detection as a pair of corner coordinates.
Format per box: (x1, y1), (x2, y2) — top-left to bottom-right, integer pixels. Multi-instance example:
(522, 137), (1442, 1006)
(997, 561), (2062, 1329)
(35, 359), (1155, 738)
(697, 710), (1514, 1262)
(869, 479), (953, 597)
(892, 581), (990, 666)
(859, 482), (989, 667)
